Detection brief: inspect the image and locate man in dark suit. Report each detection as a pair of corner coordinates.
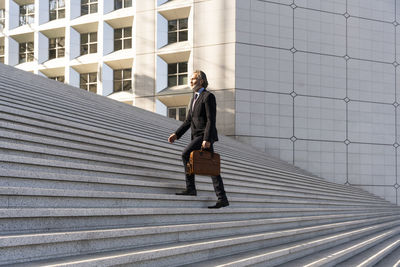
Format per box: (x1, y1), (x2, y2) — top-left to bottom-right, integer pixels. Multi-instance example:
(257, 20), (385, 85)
(168, 70), (229, 209)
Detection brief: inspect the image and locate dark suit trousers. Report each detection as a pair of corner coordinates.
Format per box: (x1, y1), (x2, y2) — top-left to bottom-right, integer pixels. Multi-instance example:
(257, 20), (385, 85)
(181, 136), (227, 200)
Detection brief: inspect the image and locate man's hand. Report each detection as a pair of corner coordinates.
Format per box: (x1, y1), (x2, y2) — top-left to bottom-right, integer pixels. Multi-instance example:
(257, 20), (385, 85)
(168, 133), (177, 144)
(202, 141), (211, 149)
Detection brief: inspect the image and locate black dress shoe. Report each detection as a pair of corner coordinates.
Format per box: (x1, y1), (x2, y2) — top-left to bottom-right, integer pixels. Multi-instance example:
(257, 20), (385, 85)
(175, 190), (197, 196)
(208, 199), (229, 209)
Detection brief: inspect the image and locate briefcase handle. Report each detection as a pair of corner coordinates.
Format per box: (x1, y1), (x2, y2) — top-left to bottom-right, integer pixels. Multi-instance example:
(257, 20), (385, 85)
(200, 147), (215, 158)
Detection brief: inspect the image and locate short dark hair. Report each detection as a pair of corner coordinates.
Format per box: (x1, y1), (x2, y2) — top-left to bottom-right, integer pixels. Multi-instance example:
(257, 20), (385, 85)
(194, 70), (208, 89)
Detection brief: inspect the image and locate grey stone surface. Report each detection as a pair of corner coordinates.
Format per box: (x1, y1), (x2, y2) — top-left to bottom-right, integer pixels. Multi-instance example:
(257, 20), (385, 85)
(338, 233), (400, 266)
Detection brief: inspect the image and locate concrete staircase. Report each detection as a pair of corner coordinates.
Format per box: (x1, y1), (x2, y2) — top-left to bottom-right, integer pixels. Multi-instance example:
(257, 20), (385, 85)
(0, 63), (399, 266)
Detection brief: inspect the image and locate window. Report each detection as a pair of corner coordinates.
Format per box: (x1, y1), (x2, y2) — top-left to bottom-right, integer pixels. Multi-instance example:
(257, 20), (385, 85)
(114, 27), (132, 51)
(49, 37), (65, 59)
(49, 76), (64, 83)
(168, 62), (188, 87)
(168, 18), (188, 44)
(0, 9), (5, 30)
(81, 0), (98, 15)
(49, 0), (65, 21)
(115, 0), (132, 10)
(19, 42), (34, 63)
(80, 32), (97, 55)
(0, 46), (4, 63)
(113, 68), (132, 92)
(168, 107), (187, 121)
(19, 4), (35, 26)
(80, 73), (97, 93)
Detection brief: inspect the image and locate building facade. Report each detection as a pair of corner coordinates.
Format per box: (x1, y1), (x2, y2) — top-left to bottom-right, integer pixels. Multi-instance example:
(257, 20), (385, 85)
(0, 0), (235, 136)
(1, 0), (399, 204)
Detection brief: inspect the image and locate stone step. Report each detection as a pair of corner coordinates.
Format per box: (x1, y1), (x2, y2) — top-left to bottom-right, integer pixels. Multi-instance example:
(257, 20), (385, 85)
(374, 243), (400, 266)
(0, 76), (296, 172)
(0, 180), (391, 212)
(3, 126), (308, 193)
(0, 108), (321, 188)
(0, 95), (297, 175)
(0, 85), (338, 183)
(0, 126), (388, 202)
(0, 123), (309, 183)
(0, 130), (300, 182)
(0, 186), (393, 209)
(0, 87), (175, 137)
(337, 233), (400, 266)
(2, 212), (394, 241)
(1, 169), (392, 210)
(9, 217), (400, 267)
(187, 222), (400, 267)
(2, 213), (397, 265)
(0, 132), (310, 197)
(0, 108), (377, 200)
(2, 207), (397, 235)
(0, 122), (382, 200)
(0, 69), (177, 127)
(0, 156), (389, 206)
(1, 168), (384, 208)
(280, 228), (400, 267)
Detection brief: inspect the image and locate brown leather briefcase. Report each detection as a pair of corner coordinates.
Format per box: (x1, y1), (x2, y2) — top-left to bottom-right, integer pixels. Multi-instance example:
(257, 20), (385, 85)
(187, 149), (221, 176)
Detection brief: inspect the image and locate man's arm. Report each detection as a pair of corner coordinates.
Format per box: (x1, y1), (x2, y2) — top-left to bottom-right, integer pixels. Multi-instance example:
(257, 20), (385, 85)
(169, 102), (193, 144)
(175, 106), (192, 139)
(203, 93), (217, 143)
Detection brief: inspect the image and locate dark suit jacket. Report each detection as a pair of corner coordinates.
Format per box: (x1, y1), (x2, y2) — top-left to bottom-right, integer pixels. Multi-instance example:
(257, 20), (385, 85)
(175, 89), (219, 142)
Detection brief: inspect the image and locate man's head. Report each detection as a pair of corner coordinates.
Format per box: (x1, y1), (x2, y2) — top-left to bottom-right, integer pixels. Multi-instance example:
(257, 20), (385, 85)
(190, 70), (208, 92)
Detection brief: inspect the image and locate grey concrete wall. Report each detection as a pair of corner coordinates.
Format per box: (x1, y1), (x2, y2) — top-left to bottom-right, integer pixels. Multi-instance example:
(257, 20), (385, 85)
(235, 0), (400, 204)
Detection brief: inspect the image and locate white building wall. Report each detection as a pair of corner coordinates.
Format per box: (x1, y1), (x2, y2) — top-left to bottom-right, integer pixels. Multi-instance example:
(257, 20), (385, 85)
(0, 0), (235, 124)
(67, 66), (79, 87)
(0, 0), (136, 102)
(36, 32), (48, 64)
(134, 0), (156, 112)
(36, 0), (49, 24)
(235, 0), (400, 204)
(70, 0), (80, 20)
(6, 0), (19, 30)
(5, 36), (18, 66)
(101, 63), (113, 96)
